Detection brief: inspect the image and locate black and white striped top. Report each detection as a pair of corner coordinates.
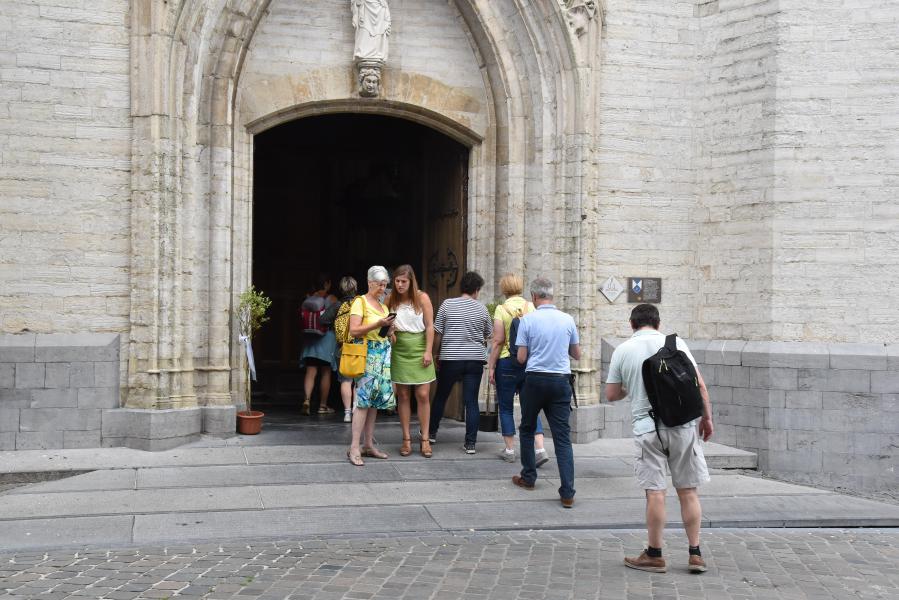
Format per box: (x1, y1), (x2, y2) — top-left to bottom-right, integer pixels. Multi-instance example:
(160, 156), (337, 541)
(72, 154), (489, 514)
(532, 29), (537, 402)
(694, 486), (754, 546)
(434, 297), (493, 362)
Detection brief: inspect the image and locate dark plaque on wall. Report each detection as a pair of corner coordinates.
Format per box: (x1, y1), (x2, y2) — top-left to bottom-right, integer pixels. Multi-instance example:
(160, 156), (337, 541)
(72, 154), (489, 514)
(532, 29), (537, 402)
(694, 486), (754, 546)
(627, 277), (662, 303)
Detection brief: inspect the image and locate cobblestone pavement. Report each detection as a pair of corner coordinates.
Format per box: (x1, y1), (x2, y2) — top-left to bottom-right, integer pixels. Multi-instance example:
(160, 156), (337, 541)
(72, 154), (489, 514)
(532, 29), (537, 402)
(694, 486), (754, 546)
(1, 529), (897, 600)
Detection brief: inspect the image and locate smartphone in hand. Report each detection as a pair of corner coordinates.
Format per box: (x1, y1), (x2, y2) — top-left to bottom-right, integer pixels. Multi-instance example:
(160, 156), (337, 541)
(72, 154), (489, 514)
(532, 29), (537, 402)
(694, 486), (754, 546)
(378, 313), (397, 337)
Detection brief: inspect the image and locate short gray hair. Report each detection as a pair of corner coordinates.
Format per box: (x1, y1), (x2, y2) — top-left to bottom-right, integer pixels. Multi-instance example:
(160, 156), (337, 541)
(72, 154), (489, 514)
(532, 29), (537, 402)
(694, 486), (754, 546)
(368, 265), (389, 283)
(339, 276), (357, 297)
(530, 277), (554, 300)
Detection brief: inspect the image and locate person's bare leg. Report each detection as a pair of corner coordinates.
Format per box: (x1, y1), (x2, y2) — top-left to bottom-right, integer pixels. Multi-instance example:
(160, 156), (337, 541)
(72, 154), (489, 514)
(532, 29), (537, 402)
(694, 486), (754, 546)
(363, 407), (379, 449)
(414, 383), (431, 441)
(302, 365), (317, 414)
(535, 432), (545, 452)
(349, 406), (368, 462)
(319, 368), (332, 411)
(340, 381), (353, 411)
(646, 489), (667, 549)
(396, 384), (412, 455)
(676, 487), (702, 547)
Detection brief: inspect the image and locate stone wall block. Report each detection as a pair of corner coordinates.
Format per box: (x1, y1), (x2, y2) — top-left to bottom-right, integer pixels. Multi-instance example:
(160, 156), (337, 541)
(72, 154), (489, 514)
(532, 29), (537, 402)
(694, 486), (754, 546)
(202, 406), (236, 436)
(828, 343), (888, 370)
(685, 339), (709, 364)
(822, 409), (883, 434)
(94, 362), (119, 387)
(768, 408), (821, 431)
(44, 362), (71, 388)
(70, 362), (96, 387)
(34, 334), (119, 362)
(707, 385), (733, 404)
(742, 342), (829, 369)
(704, 340), (745, 365)
(0, 432), (14, 450)
(822, 392), (881, 411)
(748, 367), (797, 390)
(733, 388), (784, 408)
(63, 431), (102, 449)
(0, 335), (36, 363)
(30, 389), (78, 409)
(797, 368), (870, 393)
(715, 404), (766, 427)
(766, 449), (823, 474)
(887, 345), (899, 370)
(16, 431), (64, 450)
(785, 390), (822, 409)
(0, 364), (14, 389)
(0, 408), (19, 432)
(19, 408), (100, 432)
(871, 371), (899, 394)
(714, 365), (749, 388)
(14, 363), (45, 389)
(78, 387), (119, 409)
(0, 390), (31, 408)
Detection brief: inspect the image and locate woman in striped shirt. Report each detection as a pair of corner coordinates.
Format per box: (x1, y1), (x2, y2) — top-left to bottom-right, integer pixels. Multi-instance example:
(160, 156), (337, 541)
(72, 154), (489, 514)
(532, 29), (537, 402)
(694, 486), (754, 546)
(428, 271), (493, 454)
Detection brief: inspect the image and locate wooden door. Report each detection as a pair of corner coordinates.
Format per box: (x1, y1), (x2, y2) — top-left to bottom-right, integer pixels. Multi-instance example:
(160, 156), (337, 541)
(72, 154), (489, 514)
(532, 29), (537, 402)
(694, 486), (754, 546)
(422, 141), (468, 420)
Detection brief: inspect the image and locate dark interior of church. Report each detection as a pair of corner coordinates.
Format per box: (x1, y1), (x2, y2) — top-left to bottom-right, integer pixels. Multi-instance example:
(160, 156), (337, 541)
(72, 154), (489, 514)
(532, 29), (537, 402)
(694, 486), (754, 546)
(251, 114), (467, 412)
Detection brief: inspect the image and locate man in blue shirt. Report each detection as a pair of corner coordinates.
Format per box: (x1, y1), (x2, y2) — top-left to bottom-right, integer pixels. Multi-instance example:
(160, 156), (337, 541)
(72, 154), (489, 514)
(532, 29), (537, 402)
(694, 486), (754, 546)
(512, 277), (581, 507)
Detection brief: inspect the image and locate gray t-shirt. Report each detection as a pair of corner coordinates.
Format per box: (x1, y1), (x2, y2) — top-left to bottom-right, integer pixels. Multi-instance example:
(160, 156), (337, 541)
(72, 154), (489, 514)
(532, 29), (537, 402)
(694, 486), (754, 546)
(606, 329), (699, 436)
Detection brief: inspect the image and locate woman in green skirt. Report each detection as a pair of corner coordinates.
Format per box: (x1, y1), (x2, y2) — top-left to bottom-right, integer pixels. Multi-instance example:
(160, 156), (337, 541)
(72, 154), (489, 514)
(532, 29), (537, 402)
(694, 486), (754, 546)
(387, 264), (436, 457)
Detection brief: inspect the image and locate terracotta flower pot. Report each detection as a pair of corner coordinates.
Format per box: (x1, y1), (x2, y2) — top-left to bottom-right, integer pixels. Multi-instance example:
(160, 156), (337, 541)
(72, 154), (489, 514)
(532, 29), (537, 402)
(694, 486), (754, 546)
(236, 410), (264, 435)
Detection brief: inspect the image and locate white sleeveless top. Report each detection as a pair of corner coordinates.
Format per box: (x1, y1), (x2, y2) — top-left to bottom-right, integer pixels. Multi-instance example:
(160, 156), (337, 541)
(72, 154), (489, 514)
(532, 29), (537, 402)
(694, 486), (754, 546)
(394, 302), (425, 333)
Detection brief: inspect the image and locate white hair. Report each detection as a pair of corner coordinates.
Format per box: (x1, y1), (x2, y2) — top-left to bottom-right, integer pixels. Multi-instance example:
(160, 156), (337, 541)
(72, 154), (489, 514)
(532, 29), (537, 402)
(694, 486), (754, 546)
(530, 277), (554, 299)
(368, 265), (389, 283)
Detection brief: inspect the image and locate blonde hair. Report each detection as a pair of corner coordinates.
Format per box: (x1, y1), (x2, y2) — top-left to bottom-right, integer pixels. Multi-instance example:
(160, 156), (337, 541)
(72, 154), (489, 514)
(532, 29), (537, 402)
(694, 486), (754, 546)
(499, 273), (523, 297)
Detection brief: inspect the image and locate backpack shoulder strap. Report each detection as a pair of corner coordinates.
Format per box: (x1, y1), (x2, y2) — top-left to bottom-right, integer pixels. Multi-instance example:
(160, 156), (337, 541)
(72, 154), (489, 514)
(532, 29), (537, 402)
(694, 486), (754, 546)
(664, 333), (678, 352)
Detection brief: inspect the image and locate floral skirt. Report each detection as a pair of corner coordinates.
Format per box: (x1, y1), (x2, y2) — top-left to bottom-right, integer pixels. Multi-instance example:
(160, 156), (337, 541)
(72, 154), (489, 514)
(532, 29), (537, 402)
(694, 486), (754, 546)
(355, 339), (396, 410)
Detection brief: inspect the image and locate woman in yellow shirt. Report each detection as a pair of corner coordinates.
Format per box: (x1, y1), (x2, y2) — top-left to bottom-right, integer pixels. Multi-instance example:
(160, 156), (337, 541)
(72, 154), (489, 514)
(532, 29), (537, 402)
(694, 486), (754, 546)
(346, 265), (397, 466)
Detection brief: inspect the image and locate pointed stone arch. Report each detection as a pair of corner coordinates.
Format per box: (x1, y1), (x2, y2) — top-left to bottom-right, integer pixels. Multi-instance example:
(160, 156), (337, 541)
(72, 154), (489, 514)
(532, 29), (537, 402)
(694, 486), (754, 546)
(127, 0), (602, 440)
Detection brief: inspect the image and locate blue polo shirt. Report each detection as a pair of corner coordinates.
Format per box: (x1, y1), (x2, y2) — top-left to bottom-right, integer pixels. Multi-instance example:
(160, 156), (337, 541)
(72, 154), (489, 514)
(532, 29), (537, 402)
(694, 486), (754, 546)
(516, 305), (579, 374)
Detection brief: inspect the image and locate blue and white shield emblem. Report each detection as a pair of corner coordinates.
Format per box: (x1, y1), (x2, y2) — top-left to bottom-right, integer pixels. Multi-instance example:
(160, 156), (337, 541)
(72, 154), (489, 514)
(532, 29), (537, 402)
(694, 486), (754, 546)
(631, 278), (642, 294)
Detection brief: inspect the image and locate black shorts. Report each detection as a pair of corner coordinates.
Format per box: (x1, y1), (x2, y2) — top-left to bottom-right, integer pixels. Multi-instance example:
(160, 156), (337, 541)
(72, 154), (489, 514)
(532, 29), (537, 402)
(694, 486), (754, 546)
(304, 357), (331, 368)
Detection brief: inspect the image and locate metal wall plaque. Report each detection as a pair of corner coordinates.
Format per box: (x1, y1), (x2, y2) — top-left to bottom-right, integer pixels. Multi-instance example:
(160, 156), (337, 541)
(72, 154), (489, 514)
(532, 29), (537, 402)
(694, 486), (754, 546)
(627, 277), (661, 303)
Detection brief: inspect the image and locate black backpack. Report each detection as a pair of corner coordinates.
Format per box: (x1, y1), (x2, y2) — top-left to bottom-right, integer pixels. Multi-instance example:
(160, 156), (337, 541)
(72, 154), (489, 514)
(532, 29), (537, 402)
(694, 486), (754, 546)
(641, 334), (703, 449)
(502, 302), (531, 365)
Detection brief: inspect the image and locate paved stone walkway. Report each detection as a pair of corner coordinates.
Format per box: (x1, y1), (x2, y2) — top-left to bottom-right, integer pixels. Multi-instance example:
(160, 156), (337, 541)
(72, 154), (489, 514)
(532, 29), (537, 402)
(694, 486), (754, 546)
(1, 529), (897, 600)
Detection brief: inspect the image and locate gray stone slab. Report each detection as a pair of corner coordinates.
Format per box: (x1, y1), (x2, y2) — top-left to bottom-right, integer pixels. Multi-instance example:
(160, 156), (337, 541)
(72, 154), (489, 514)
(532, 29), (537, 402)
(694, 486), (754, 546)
(136, 462), (402, 488)
(10, 469), (136, 494)
(20, 408), (100, 432)
(0, 515), (133, 551)
(93, 362), (119, 387)
(202, 405), (236, 436)
(43, 362), (71, 388)
(704, 340), (745, 366)
(0, 408), (19, 432)
(0, 363), (13, 389)
(77, 387), (118, 409)
(16, 431), (64, 450)
(872, 371), (899, 393)
(0, 388), (31, 408)
(0, 431), (13, 450)
(0, 334), (36, 363)
(797, 368), (871, 393)
(132, 505), (439, 544)
(63, 430), (102, 449)
(701, 494), (899, 527)
(14, 363), (45, 389)
(600, 338), (625, 363)
(742, 341), (830, 369)
(30, 389), (78, 408)
(34, 333), (119, 363)
(69, 362), (95, 387)
(828, 343), (888, 370)
(0, 445), (249, 474)
(0, 486), (264, 519)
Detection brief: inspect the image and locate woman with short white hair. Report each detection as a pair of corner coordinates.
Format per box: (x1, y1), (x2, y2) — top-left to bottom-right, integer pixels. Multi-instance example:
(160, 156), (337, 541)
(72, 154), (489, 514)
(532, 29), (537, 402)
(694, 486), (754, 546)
(346, 265), (397, 465)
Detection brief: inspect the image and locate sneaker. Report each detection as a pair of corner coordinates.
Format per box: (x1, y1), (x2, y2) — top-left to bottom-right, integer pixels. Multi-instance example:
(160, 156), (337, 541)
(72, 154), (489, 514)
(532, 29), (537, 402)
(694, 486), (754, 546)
(688, 554), (707, 573)
(463, 444), (476, 455)
(500, 449), (516, 463)
(624, 550), (667, 573)
(535, 449), (549, 468)
(343, 411), (352, 423)
(425, 431), (437, 444)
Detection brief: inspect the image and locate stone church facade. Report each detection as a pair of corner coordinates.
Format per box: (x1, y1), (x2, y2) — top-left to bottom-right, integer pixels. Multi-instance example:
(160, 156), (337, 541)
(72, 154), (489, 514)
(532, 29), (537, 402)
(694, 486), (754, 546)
(0, 2), (896, 491)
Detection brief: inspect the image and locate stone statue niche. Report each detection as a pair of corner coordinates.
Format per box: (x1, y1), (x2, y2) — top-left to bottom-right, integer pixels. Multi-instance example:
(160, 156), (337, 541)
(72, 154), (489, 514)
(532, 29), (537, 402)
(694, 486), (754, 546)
(560, 0), (596, 38)
(351, 0), (391, 97)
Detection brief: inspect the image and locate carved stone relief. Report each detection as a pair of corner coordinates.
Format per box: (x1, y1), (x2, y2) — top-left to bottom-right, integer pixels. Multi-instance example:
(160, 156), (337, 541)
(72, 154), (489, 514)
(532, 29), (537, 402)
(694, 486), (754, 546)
(560, 0), (596, 37)
(351, 0), (390, 97)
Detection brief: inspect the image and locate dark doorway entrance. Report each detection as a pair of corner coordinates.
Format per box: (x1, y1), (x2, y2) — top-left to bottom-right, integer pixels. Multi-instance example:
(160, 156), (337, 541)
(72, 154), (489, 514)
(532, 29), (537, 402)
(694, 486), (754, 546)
(251, 114), (468, 414)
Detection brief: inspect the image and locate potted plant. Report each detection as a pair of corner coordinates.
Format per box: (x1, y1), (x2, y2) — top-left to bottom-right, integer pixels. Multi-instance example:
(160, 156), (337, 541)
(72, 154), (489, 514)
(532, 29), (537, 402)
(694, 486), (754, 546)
(236, 285), (272, 435)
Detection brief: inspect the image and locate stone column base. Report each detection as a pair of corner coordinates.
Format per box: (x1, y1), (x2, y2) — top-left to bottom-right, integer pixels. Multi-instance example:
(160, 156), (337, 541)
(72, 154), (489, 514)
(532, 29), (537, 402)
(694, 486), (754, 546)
(101, 406), (235, 451)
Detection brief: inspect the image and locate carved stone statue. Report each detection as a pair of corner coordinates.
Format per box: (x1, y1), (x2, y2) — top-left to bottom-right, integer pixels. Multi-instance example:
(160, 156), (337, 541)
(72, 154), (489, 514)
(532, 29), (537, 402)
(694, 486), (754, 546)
(358, 65), (381, 98)
(351, 0), (390, 63)
(560, 0), (596, 37)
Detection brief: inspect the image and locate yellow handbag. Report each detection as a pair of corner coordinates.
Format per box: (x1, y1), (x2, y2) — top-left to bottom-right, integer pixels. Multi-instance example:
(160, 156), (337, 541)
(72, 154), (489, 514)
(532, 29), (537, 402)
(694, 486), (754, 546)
(339, 296), (368, 378)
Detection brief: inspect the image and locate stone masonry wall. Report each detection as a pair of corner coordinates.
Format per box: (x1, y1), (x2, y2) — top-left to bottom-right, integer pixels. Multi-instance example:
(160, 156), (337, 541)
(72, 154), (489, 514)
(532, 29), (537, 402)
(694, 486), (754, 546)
(0, 333), (119, 450)
(0, 1), (131, 336)
(600, 337), (899, 494)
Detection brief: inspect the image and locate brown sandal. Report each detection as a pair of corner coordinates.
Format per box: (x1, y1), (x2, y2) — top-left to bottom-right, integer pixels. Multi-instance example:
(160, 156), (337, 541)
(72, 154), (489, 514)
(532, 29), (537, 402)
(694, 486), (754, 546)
(361, 447), (389, 459)
(347, 450), (364, 466)
(400, 438), (412, 457)
(301, 402), (310, 416)
(420, 439), (432, 458)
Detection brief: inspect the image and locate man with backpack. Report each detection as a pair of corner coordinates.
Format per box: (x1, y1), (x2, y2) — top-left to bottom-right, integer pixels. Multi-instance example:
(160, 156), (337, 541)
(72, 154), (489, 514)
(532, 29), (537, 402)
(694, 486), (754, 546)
(605, 304), (714, 574)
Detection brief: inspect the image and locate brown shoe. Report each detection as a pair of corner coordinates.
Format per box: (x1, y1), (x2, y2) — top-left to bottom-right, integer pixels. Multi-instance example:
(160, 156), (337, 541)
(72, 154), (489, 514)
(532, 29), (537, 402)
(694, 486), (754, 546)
(420, 439), (432, 458)
(624, 551), (667, 573)
(399, 438), (412, 457)
(560, 497), (574, 509)
(511, 475), (535, 490)
(688, 554), (707, 573)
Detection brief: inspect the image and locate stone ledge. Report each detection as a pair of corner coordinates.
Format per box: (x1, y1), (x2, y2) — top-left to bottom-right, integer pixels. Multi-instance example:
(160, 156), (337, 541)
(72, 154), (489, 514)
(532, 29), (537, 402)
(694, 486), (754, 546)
(203, 406), (236, 437)
(33, 333), (119, 363)
(101, 408), (202, 451)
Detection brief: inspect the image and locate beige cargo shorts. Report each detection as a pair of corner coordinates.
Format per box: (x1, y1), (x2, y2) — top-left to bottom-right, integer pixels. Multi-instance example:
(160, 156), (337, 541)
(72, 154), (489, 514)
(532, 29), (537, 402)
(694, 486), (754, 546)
(634, 422), (710, 491)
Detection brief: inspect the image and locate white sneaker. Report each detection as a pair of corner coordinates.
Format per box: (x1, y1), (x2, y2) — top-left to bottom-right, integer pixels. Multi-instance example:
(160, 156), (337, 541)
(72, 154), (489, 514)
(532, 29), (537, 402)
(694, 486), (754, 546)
(343, 411), (352, 423)
(536, 449), (549, 468)
(500, 449), (516, 463)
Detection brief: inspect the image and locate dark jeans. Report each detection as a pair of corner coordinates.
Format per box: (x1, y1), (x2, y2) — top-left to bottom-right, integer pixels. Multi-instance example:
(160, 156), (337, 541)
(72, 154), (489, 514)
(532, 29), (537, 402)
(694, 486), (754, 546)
(519, 372), (575, 499)
(495, 357), (543, 437)
(430, 360), (484, 446)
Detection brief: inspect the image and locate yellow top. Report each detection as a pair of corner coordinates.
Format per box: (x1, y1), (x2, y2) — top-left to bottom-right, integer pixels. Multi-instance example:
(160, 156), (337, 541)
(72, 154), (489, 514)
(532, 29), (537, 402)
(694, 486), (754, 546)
(350, 295), (390, 341)
(493, 296), (534, 359)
